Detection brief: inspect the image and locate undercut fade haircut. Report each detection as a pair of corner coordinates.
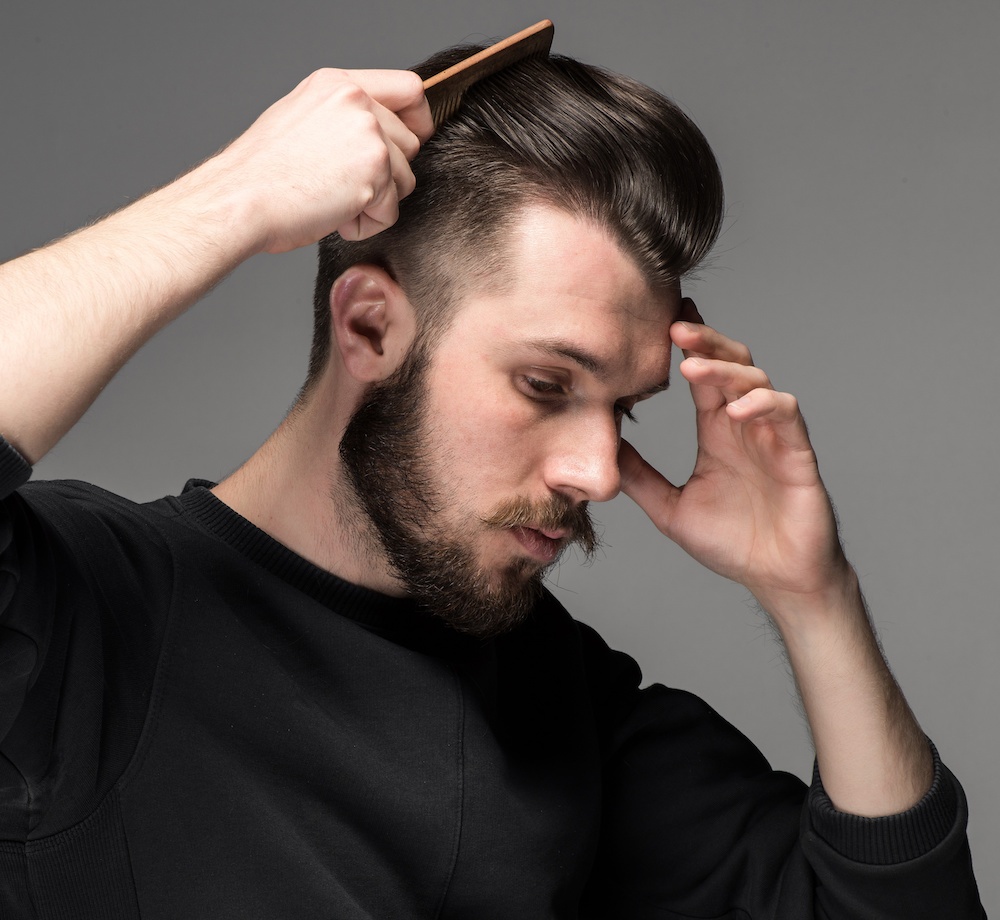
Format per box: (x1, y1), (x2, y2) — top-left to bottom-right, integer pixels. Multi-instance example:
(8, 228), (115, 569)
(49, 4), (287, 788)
(305, 44), (725, 392)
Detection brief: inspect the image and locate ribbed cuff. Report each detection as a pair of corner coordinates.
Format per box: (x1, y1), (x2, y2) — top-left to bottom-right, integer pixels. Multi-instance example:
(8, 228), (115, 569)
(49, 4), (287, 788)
(807, 739), (961, 865)
(0, 437), (32, 498)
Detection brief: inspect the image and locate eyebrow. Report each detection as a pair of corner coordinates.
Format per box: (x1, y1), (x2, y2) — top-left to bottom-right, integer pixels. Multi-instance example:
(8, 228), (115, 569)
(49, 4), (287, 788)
(525, 338), (671, 396)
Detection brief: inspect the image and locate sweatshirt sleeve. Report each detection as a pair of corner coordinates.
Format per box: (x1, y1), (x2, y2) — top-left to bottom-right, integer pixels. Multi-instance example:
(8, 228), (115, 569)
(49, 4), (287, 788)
(0, 436), (172, 840)
(1, 435), (35, 741)
(800, 746), (985, 918)
(576, 621), (985, 920)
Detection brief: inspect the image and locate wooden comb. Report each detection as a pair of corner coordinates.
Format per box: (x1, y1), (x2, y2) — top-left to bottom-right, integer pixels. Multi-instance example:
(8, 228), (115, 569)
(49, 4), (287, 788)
(422, 19), (555, 127)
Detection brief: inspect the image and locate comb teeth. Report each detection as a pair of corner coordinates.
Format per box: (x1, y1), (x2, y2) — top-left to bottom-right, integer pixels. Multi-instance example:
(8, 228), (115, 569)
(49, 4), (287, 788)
(428, 92), (464, 127)
(423, 19), (555, 128)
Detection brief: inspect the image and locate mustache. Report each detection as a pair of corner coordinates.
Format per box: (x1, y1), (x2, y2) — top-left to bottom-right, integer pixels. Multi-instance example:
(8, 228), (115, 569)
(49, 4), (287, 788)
(482, 496), (600, 559)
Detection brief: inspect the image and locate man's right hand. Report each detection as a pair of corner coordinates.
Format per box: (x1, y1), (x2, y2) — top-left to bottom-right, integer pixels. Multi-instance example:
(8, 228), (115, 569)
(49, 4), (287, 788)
(0, 68), (431, 465)
(199, 69), (433, 253)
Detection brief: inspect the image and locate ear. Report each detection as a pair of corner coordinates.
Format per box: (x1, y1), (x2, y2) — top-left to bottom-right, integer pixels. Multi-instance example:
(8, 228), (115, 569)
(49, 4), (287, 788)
(330, 265), (417, 383)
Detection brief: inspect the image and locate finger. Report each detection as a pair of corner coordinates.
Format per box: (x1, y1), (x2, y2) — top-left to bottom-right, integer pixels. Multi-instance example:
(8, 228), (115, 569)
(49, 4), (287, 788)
(336, 214), (365, 242)
(341, 185), (399, 241)
(373, 101), (424, 162)
(395, 94), (435, 144)
(384, 134), (417, 200)
(371, 130), (422, 219)
(336, 159), (398, 240)
(726, 389), (818, 470)
(618, 439), (680, 536)
(726, 387), (802, 427)
(680, 356), (772, 406)
(671, 319), (754, 367)
(349, 69), (434, 144)
(346, 69), (426, 117)
(678, 295), (704, 325)
(337, 122), (416, 241)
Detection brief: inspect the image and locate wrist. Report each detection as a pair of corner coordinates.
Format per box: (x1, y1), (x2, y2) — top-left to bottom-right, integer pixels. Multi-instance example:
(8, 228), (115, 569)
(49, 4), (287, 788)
(150, 154), (270, 264)
(761, 568), (934, 816)
(751, 560), (864, 638)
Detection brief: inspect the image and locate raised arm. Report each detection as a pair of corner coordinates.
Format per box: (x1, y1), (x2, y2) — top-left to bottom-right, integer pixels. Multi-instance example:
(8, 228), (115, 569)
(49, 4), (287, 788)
(619, 299), (933, 818)
(0, 68), (432, 465)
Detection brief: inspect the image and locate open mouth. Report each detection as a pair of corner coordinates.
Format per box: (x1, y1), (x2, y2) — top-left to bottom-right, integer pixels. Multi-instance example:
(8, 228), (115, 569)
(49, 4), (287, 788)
(510, 526), (566, 564)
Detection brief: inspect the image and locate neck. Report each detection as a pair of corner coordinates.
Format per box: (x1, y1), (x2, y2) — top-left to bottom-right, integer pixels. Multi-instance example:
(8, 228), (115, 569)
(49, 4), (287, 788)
(211, 385), (405, 597)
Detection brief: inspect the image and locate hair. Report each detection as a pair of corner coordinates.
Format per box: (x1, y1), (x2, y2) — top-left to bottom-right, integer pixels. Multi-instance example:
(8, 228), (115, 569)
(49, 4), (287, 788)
(305, 44), (724, 391)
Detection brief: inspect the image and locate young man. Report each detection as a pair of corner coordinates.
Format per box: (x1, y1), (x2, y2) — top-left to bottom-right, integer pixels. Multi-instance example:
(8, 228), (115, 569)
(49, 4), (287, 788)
(0, 47), (984, 918)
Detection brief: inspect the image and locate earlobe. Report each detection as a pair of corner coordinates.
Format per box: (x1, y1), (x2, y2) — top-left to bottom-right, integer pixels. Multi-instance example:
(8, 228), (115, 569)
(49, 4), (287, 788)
(331, 266), (416, 382)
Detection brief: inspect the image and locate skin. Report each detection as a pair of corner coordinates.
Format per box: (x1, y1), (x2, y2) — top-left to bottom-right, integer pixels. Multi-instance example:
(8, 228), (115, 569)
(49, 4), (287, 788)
(621, 313), (935, 816)
(222, 204), (934, 819)
(211, 208), (676, 594)
(384, 208), (678, 584)
(0, 69), (932, 819)
(0, 68), (433, 464)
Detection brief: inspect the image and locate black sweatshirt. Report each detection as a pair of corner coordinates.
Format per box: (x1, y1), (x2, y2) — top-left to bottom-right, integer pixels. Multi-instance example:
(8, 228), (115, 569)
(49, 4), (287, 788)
(0, 439), (985, 918)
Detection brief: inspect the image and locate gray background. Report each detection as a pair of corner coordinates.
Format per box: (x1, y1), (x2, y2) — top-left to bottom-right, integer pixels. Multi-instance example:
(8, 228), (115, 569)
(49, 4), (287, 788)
(2, 0), (996, 909)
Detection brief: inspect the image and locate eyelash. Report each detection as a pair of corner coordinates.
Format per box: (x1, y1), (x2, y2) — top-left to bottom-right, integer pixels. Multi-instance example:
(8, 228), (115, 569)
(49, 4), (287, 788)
(617, 404), (639, 425)
(521, 376), (638, 425)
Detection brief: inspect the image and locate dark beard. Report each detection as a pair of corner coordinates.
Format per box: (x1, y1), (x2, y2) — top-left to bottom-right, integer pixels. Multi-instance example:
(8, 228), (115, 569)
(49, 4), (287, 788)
(338, 345), (598, 639)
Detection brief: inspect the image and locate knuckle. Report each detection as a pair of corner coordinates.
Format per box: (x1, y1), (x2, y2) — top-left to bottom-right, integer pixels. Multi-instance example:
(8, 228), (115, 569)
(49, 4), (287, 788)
(298, 68), (335, 95)
(363, 140), (392, 175)
(310, 67), (350, 85)
(355, 180), (379, 209)
(333, 81), (369, 108)
(353, 109), (382, 136)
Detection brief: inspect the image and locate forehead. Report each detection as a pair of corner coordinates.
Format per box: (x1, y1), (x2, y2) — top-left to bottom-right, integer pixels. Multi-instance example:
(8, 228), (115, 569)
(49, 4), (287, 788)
(450, 205), (679, 387)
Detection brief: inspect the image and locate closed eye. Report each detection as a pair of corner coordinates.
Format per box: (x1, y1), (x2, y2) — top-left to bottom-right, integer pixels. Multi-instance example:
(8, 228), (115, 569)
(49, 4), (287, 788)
(519, 373), (638, 424)
(519, 375), (568, 400)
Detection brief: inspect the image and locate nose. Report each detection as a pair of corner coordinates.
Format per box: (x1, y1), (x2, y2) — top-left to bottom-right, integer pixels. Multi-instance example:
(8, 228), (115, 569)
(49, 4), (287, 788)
(544, 414), (622, 504)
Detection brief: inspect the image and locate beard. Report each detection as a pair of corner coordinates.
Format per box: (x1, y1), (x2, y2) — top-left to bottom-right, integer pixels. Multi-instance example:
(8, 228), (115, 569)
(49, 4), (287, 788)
(338, 344), (599, 639)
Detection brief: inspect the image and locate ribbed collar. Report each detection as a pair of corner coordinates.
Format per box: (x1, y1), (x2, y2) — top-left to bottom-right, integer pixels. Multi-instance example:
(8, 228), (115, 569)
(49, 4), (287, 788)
(170, 480), (487, 657)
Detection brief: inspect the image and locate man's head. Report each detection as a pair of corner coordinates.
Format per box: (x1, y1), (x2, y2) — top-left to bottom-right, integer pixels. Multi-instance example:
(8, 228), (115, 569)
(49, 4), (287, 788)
(307, 46), (724, 386)
(309, 47), (724, 636)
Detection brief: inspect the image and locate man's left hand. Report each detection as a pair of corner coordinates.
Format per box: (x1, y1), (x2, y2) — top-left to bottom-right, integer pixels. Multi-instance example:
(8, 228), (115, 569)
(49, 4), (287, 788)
(620, 299), (935, 815)
(619, 298), (852, 618)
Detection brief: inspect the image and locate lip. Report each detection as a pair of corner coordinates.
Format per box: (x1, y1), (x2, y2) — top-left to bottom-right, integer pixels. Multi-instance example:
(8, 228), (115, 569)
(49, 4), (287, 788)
(536, 526), (568, 540)
(510, 526), (566, 564)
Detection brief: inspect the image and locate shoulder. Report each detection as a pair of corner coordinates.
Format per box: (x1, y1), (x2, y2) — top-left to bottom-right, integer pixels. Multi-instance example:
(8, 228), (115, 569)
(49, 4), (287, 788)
(14, 478), (187, 547)
(3, 479), (189, 622)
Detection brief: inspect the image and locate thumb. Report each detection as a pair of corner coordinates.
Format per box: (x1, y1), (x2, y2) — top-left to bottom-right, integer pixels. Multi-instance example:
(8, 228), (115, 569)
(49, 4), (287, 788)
(618, 439), (681, 535)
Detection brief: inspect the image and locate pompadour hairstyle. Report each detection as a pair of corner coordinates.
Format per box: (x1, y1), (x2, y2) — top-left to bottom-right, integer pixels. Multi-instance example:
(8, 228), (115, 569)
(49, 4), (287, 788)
(306, 44), (725, 390)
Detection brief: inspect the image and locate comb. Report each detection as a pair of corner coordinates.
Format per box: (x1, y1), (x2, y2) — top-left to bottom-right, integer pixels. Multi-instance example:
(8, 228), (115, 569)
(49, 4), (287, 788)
(422, 19), (555, 127)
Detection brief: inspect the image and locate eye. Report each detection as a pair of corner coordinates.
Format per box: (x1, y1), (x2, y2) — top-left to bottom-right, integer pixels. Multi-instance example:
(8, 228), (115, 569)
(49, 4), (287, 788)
(518, 375), (568, 401)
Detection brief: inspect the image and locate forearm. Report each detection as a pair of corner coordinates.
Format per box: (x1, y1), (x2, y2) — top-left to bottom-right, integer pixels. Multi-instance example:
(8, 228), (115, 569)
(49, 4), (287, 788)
(761, 570), (935, 817)
(0, 69), (430, 466)
(0, 163), (262, 464)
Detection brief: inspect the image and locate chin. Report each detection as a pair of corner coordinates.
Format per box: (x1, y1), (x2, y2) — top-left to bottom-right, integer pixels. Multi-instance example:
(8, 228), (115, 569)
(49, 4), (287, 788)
(422, 562), (547, 640)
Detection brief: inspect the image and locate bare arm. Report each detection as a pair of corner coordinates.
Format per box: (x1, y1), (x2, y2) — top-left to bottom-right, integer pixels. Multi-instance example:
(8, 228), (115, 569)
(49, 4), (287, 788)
(620, 301), (933, 817)
(0, 68), (432, 465)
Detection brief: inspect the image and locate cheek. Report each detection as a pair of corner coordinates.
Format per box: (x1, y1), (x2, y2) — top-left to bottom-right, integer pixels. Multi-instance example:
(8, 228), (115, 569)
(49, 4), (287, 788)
(426, 382), (543, 484)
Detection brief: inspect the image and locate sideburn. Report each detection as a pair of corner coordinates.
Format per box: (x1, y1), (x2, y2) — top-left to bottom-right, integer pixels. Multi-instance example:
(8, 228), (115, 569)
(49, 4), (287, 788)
(339, 344), (439, 537)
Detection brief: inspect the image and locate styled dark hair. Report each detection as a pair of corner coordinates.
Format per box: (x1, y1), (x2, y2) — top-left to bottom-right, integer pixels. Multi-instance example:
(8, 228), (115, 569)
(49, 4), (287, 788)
(306, 45), (724, 389)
